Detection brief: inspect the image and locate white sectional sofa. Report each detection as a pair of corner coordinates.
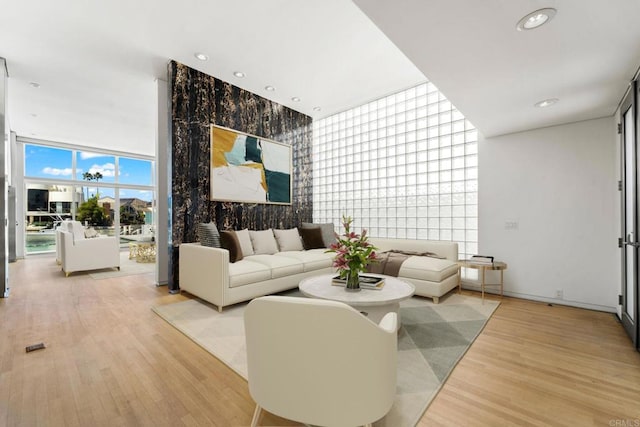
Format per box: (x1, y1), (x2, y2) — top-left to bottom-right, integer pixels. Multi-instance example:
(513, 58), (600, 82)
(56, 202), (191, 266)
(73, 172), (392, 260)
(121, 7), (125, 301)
(179, 235), (459, 311)
(179, 244), (334, 312)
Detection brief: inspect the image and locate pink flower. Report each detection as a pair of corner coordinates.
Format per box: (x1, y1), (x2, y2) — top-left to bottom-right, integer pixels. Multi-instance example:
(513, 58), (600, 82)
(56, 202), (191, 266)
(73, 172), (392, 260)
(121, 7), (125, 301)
(325, 215), (379, 274)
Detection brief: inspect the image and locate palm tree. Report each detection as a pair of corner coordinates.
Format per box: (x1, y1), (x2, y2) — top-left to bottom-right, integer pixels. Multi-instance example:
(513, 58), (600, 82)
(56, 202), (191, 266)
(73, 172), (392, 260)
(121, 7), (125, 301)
(82, 171), (104, 199)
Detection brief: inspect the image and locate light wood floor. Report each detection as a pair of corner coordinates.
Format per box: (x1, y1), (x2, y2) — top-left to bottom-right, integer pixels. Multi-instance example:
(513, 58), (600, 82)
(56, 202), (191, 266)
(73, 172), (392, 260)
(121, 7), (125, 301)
(1, 255), (639, 426)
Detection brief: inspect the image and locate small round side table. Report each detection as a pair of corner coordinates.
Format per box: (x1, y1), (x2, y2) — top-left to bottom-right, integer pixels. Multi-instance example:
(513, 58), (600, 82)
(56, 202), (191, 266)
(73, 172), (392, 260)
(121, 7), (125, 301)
(458, 260), (508, 302)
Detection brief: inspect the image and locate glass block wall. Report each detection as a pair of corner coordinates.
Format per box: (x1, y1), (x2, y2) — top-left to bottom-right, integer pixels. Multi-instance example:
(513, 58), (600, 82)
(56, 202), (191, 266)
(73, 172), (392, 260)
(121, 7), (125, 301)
(312, 81), (478, 260)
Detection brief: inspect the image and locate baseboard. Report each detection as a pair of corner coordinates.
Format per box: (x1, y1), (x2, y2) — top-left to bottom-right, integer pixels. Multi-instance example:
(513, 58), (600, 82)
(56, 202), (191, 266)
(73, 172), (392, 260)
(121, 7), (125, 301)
(460, 283), (617, 313)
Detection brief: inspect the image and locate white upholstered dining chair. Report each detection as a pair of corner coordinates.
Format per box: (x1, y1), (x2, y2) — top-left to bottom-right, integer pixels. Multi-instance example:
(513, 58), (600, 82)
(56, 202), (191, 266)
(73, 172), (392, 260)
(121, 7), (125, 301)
(244, 295), (398, 427)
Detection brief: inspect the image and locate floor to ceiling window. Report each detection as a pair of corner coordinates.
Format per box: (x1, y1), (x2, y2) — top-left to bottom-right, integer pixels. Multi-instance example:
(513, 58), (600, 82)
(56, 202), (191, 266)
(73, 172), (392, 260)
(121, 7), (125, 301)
(22, 140), (155, 254)
(312, 81), (478, 261)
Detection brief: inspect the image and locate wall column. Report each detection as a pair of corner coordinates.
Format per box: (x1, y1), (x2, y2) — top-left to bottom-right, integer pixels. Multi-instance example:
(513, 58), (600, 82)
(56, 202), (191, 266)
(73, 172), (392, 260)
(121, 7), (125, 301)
(0, 58), (9, 297)
(155, 78), (169, 286)
(11, 132), (23, 259)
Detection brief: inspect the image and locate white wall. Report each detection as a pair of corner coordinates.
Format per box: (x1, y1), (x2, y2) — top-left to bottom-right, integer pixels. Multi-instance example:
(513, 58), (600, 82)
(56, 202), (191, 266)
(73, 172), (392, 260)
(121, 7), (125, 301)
(478, 117), (619, 312)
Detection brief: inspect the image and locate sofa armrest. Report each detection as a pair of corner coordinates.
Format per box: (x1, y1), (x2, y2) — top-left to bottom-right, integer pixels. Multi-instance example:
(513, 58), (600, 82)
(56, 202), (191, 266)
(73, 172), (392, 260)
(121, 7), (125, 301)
(179, 243), (228, 310)
(378, 312), (398, 334)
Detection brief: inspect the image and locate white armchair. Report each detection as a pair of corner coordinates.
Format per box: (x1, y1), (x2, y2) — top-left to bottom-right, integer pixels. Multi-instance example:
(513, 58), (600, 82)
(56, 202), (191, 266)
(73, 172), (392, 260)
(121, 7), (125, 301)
(59, 221), (120, 276)
(244, 296), (398, 427)
(55, 226), (63, 265)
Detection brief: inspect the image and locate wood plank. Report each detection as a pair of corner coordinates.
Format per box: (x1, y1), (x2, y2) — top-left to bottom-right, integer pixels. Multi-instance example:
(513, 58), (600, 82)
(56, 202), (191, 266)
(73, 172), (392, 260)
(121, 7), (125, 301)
(1, 255), (639, 426)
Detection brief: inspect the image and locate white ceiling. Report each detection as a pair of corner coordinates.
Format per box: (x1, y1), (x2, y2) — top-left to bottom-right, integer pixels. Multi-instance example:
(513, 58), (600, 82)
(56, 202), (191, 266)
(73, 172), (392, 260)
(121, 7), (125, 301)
(0, 0), (425, 156)
(354, 0), (640, 138)
(3, 1), (640, 157)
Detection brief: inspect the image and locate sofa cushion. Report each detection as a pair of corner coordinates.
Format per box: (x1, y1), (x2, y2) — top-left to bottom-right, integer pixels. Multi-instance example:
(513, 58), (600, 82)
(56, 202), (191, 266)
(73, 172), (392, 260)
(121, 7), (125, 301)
(235, 229), (255, 256)
(302, 222), (336, 247)
(244, 254), (304, 278)
(275, 249), (333, 272)
(249, 229), (279, 255)
(84, 227), (99, 238)
(398, 256), (459, 283)
(198, 222), (221, 248)
(299, 227), (326, 250)
(273, 228), (304, 252)
(220, 231), (243, 263)
(228, 260), (271, 288)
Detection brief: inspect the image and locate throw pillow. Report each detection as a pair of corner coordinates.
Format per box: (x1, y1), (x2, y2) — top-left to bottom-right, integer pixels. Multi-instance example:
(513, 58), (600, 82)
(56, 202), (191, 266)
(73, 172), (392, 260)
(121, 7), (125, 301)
(273, 228), (304, 252)
(249, 229), (279, 255)
(198, 222), (221, 248)
(234, 229), (255, 256)
(299, 227), (326, 250)
(301, 222), (336, 247)
(220, 231), (243, 263)
(84, 227), (99, 238)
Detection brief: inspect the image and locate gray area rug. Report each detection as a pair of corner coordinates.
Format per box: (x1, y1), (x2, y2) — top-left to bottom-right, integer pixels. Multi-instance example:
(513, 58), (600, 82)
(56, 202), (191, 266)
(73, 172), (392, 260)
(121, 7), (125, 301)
(152, 291), (499, 427)
(88, 251), (154, 279)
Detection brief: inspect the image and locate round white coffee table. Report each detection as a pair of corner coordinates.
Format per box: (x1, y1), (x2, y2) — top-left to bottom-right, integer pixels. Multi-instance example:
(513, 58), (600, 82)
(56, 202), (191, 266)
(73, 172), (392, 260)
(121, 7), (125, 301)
(299, 274), (415, 328)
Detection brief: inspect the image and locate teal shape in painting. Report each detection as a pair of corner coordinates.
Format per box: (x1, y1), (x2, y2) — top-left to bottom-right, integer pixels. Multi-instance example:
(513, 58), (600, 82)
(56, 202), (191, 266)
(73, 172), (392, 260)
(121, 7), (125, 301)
(245, 136), (263, 163)
(265, 170), (290, 203)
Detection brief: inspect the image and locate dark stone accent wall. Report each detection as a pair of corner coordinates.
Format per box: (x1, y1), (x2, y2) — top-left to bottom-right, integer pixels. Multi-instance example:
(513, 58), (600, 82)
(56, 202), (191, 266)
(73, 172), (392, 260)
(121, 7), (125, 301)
(168, 61), (313, 289)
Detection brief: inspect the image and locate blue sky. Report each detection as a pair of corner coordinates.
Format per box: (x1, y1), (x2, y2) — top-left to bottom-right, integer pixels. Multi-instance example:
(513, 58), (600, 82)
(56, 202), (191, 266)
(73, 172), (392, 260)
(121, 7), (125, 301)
(25, 144), (153, 201)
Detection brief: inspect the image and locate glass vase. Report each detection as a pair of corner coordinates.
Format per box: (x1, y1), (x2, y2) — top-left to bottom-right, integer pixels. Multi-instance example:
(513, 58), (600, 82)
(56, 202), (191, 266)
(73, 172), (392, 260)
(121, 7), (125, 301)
(345, 270), (361, 292)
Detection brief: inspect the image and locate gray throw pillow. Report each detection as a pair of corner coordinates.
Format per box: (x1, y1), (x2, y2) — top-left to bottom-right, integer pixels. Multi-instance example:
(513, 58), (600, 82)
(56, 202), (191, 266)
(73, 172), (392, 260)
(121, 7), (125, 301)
(301, 222), (336, 248)
(198, 222), (221, 248)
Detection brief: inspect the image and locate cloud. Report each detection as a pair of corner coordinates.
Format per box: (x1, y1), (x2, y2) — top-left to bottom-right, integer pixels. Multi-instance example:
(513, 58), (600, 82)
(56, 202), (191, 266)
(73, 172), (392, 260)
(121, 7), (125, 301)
(42, 167), (73, 176)
(87, 163), (117, 177)
(80, 152), (110, 160)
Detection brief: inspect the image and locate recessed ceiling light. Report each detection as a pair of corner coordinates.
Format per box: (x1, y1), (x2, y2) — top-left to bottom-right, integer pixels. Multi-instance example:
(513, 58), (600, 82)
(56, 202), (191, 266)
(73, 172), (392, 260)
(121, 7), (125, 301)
(291, 97), (300, 102)
(29, 82), (40, 88)
(313, 107), (322, 112)
(265, 85), (275, 91)
(233, 71), (245, 78)
(534, 98), (559, 108)
(194, 52), (209, 61)
(516, 8), (556, 31)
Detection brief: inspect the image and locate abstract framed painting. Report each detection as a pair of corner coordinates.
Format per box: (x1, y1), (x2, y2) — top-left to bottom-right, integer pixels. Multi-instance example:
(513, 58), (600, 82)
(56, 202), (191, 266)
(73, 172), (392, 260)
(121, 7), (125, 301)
(210, 125), (292, 205)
